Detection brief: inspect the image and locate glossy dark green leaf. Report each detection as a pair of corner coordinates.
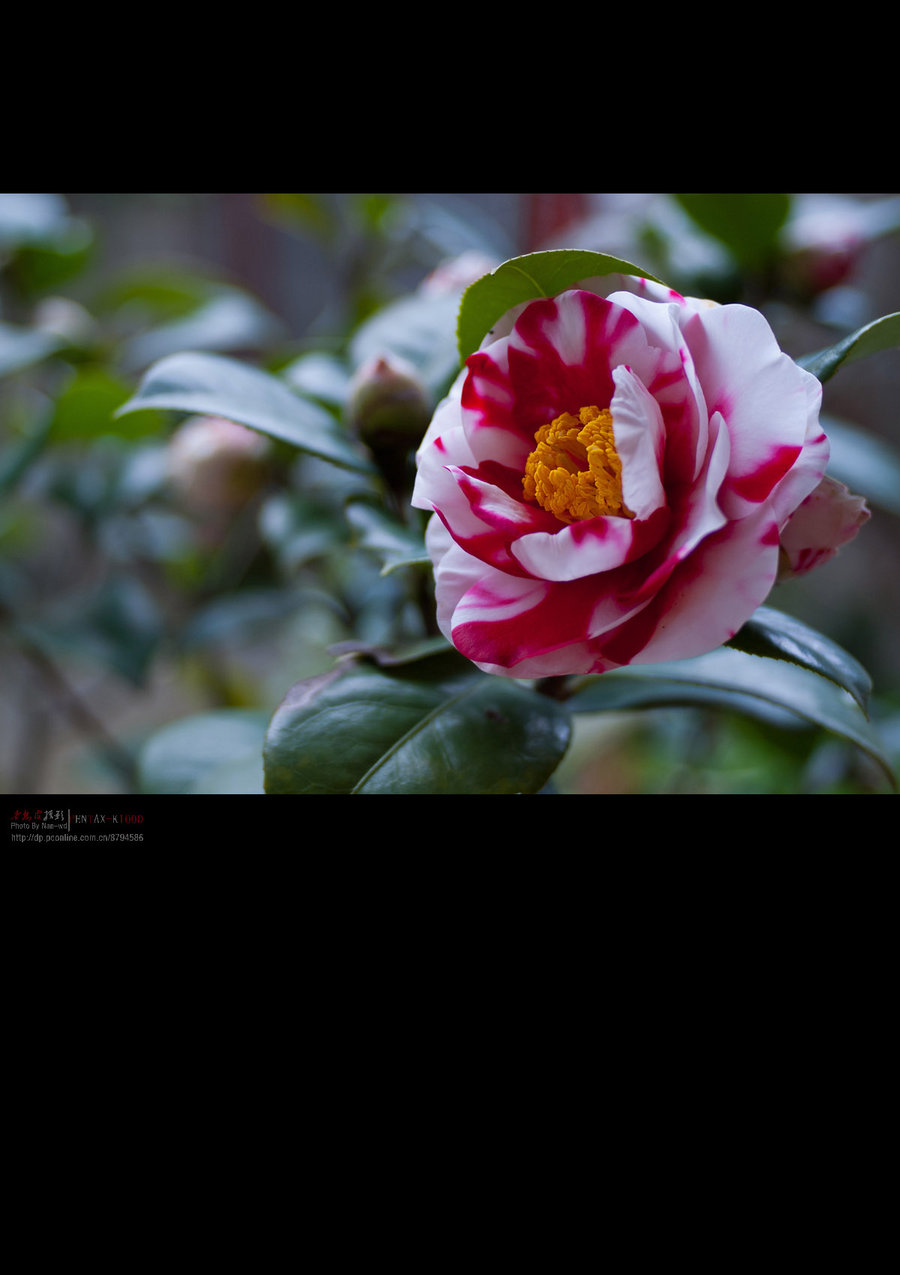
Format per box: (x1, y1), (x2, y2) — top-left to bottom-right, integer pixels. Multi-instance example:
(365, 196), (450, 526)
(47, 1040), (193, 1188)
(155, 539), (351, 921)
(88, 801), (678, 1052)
(264, 660), (572, 794)
(674, 193), (791, 270)
(798, 312), (900, 383)
(727, 605), (872, 710)
(568, 646), (895, 788)
(138, 709), (269, 794)
(456, 249), (666, 364)
(115, 350), (374, 472)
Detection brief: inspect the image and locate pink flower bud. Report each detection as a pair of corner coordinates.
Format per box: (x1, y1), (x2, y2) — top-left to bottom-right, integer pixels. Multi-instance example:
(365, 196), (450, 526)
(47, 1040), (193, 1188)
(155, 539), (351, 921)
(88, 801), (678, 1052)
(166, 415), (271, 513)
(778, 475), (871, 579)
(347, 353), (431, 447)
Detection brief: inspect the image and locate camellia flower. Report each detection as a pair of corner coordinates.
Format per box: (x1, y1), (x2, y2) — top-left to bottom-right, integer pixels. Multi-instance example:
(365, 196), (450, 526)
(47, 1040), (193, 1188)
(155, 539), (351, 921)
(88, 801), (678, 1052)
(411, 274), (869, 679)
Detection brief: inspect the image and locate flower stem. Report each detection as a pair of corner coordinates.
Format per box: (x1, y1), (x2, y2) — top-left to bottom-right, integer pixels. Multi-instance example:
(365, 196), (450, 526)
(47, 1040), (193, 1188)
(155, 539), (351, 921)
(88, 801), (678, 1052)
(535, 675), (574, 701)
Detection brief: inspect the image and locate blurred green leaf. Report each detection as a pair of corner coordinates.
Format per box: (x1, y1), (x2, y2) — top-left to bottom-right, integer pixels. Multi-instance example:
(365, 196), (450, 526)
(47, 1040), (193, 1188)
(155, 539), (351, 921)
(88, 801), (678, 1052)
(84, 573), (167, 684)
(262, 194), (337, 241)
(674, 193), (792, 270)
(92, 265), (228, 321)
(456, 250), (665, 364)
(350, 289), (460, 396)
(263, 659), (572, 794)
(0, 322), (63, 377)
(279, 351), (351, 408)
(14, 572), (166, 687)
(727, 605), (872, 710)
(345, 499), (429, 575)
(51, 366), (163, 441)
(116, 351), (375, 472)
(138, 709), (269, 793)
(258, 491), (348, 572)
(179, 587), (304, 651)
(0, 193), (73, 249)
(118, 290), (284, 373)
(797, 312), (900, 383)
(0, 407), (53, 495)
(568, 646), (895, 788)
(10, 226), (94, 294)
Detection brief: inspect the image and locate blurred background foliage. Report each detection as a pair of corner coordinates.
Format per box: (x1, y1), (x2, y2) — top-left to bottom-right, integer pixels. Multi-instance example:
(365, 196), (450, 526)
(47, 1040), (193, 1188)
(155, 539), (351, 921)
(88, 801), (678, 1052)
(1, 191), (898, 795)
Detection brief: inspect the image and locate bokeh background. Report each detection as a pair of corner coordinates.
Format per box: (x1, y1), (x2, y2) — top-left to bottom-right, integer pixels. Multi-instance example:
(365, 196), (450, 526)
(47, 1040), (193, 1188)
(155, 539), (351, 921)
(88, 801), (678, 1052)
(1, 192), (898, 794)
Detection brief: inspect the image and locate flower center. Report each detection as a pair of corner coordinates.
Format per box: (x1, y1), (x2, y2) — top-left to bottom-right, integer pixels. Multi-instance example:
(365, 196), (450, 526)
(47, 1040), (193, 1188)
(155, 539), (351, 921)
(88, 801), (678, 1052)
(522, 405), (634, 524)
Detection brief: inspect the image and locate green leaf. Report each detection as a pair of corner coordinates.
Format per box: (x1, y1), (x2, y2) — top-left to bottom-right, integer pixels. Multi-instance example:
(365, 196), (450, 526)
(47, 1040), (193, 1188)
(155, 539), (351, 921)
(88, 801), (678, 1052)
(727, 605), (872, 710)
(262, 193), (338, 242)
(0, 322), (63, 377)
(0, 401), (54, 493)
(568, 646), (895, 788)
(179, 587), (305, 651)
(263, 659), (572, 794)
(280, 351), (351, 408)
(345, 499), (429, 575)
(674, 193), (792, 270)
(115, 350), (374, 473)
(138, 709), (270, 794)
(456, 249), (666, 364)
(51, 366), (163, 441)
(17, 574), (166, 686)
(350, 289), (460, 396)
(82, 573), (166, 685)
(92, 264), (229, 321)
(0, 193), (73, 249)
(797, 312), (900, 383)
(118, 290), (284, 373)
(0, 194), (94, 291)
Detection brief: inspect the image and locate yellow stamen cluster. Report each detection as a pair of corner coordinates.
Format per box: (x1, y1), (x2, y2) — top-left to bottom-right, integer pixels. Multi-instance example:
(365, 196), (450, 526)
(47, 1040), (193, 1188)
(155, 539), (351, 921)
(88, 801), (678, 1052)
(522, 405), (634, 524)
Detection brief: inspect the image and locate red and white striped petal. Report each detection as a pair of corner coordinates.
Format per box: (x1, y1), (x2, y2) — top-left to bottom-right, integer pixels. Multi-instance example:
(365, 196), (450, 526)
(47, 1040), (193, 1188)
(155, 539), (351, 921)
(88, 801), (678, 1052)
(510, 505), (671, 582)
(609, 364), (668, 520)
(679, 303), (822, 519)
(621, 506), (783, 665)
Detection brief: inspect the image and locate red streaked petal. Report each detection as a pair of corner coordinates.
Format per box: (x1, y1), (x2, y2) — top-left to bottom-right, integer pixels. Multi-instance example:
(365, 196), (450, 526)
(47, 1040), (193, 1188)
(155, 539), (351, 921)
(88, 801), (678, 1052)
(510, 505), (671, 582)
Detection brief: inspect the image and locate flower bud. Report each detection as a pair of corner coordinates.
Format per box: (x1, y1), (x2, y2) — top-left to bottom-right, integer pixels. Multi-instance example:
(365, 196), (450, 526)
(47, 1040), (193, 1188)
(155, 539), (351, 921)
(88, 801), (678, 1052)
(781, 194), (900, 297)
(777, 475), (870, 580)
(347, 353), (431, 449)
(166, 415), (271, 514)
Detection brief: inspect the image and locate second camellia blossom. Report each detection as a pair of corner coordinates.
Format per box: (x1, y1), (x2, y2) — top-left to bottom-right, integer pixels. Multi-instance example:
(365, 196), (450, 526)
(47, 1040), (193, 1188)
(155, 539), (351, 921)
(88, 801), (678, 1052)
(411, 274), (870, 679)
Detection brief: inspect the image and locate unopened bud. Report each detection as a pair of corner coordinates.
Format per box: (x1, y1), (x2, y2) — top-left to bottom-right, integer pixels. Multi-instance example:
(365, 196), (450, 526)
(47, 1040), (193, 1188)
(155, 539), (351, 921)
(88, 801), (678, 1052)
(347, 353), (431, 448)
(166, 415), (271, 513)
